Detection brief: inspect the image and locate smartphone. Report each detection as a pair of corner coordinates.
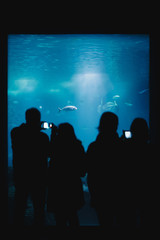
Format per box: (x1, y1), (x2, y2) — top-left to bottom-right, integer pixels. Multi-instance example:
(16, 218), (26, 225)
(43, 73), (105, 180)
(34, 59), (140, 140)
(124, 130), (132, 139)
(41, 122), (53, 129)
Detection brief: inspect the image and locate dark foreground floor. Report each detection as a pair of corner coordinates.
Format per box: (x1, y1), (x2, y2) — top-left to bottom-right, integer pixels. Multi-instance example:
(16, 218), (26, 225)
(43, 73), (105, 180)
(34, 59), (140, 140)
(8, 168), (154, 239)
(8, 167), (99, 226)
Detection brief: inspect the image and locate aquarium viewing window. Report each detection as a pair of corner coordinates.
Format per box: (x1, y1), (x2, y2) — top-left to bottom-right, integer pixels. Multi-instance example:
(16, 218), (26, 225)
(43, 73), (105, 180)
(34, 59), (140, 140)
(8, 34), (150, 166)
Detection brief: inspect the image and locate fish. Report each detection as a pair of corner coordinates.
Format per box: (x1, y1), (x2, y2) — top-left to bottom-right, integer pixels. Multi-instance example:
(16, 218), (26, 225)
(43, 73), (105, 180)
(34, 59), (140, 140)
(103, 101), (118, 111)
(135, 40), (144, 44)
(58, 105), (78, 112)
(112, 95), (120, 99)
(97, 98), (118, 114)
(139, 88), (149, 94)
(124, 102), (133, 107)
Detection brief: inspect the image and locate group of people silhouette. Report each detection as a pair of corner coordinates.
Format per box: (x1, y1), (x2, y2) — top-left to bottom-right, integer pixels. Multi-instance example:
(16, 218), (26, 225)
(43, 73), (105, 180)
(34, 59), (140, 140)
(11, 107), (151, 228)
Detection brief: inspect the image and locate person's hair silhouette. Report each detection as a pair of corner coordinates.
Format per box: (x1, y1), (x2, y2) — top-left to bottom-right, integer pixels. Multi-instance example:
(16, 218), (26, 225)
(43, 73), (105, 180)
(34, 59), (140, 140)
(130, 117), (149, 143)
(11, 108), (49, 226)
(98, 111), (118, 134)
(58, 122), (76, 140)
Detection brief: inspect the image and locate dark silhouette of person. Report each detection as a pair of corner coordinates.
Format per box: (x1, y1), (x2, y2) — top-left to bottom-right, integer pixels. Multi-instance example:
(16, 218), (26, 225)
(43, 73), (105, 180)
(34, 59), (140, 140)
(11, 108), (49, 225)
(124, 118), (150, 228)
(86, 111), (123, 227)
(47, 123), (85, 227)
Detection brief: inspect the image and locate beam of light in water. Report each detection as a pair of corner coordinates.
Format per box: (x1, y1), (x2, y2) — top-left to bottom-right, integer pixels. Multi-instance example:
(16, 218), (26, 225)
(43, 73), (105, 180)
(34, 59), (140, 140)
(73, 72), (113, 102)
(14, 78), (38, 92)
(8, 78), (38, 95)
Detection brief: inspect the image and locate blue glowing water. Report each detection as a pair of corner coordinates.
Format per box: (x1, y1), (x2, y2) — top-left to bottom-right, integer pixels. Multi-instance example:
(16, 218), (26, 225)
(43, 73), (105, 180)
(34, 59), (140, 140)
(8, 34), (149, 166)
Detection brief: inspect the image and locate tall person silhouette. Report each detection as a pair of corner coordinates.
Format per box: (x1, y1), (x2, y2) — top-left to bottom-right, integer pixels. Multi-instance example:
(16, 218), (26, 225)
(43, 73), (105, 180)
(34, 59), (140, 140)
(126, 118), (150, 228)
(11, 108), (49, 225)
(47, 123), (85, 227)
(86, 112), (122, 227)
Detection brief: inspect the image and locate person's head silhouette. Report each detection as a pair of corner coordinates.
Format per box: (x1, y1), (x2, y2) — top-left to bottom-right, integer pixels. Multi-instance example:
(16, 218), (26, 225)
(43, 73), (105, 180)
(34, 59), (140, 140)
(25, 108), (41, 130)
(98, 111), (118, 135)
(130, 118), (149, 143)
(58, 123), (76, 141)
